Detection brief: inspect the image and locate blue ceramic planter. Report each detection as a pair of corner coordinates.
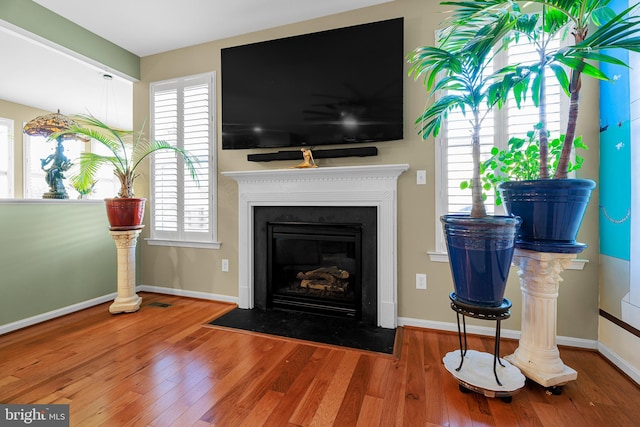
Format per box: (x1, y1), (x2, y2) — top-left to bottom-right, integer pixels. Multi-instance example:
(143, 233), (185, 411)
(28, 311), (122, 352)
(498, 179), (595, 254)
(441, 215), (521, 307)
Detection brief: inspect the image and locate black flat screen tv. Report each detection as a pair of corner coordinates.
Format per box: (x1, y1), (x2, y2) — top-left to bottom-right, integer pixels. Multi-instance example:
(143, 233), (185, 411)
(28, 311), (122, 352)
(221, 17), (404, 150)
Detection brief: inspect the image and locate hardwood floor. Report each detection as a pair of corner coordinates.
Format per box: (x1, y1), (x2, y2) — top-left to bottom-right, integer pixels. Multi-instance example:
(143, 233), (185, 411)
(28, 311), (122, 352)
(1, 292), (638, 426)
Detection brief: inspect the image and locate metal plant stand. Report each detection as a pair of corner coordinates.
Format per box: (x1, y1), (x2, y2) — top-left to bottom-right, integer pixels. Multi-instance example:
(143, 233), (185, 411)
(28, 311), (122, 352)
(443, 293), (525, 401)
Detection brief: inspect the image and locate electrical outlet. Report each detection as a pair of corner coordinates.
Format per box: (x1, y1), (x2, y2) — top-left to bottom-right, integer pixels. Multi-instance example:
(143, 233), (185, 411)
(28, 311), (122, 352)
(416, 273), (427, 290)
(222, 259), (229, 272)
(417, 170), (427, 185)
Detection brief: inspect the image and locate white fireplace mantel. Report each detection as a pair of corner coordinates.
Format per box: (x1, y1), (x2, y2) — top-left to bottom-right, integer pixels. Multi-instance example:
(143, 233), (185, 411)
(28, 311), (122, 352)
(223, 164), (409, 329)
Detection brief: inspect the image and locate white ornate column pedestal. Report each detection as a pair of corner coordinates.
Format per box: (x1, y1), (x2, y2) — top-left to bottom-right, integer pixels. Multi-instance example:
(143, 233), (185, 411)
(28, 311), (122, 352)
(108, 229), (143, 314)
(505, 249), (578, 388)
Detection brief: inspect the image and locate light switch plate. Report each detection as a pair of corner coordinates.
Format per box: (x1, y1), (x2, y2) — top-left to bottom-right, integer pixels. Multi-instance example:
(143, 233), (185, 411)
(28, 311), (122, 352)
(416, 273), (427, 290)
(417, 170), (427, 185)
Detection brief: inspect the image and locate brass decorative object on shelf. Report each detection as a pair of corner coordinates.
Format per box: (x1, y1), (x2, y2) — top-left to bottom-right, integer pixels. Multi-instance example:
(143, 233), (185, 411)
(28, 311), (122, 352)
(294, 148), (318, 168)
(23, 110), (79, 199)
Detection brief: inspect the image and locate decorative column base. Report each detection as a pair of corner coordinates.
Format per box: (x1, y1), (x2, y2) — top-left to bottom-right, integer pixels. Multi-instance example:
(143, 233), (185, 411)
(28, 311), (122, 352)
(505, 249), (577, 388)
(109, 229), (143, 314)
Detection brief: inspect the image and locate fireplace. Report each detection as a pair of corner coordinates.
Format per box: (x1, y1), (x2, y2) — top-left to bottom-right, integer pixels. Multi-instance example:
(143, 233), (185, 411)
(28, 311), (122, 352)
(269, 222), (361, 318)
(254, 206), (377, 324)
(222, 164), (409, 328)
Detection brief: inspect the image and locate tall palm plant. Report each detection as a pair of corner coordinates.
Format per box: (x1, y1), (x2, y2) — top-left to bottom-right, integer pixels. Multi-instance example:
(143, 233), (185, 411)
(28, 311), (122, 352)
(408, 12), (520, 217)
(442, 0), (640, 179)
(51, 114), (198, 198)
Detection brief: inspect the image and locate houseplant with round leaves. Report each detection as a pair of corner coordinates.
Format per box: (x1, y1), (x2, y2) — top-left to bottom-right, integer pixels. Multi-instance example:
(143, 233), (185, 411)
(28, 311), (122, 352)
(408, 11), (523, 306)
(444, 0), (640, 252)
(463, 125), (588, 205)
(51, 114), (199, 229)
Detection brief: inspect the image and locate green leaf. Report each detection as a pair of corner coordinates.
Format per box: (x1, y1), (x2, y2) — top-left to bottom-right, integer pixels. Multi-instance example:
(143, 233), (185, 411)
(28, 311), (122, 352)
(591, 7), (617, 27)
(549, 63), (570, 96)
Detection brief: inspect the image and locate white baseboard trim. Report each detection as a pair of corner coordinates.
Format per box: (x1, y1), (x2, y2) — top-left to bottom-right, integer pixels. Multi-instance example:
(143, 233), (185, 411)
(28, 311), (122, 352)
(397, 316), (598, 350)
(398, 316), (521, 340)
(597, 341), (640, 385)
(557, 335), (599, 350)
(0, 293), (116, 336)
(137, 284), (239, 305)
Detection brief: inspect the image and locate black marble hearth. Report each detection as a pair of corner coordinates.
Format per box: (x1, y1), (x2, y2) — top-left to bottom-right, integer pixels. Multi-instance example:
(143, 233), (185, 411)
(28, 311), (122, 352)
(209, 308), (396, 354)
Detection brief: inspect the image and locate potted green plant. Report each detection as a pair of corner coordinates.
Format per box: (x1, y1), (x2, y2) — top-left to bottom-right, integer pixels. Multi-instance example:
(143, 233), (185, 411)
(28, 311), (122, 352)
(444, 0), (640, 252)
(51, 114), (198, 229)
(408, 12), (522, 306)
(469, 125), (588, 206)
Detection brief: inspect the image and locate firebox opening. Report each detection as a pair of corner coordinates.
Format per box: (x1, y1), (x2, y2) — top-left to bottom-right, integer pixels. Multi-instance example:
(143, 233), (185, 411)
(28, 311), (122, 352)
(268, 222), (362, 319)
(253, 206), (378, 326)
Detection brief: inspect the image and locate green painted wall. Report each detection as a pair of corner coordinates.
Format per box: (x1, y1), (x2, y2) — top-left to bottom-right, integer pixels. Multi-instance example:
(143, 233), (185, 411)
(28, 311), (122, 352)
(0, 0), (140, 80)
(0, 201), (117, 326)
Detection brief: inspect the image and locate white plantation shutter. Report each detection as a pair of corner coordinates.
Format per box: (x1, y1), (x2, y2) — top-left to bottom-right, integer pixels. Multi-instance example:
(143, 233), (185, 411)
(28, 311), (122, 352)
(183, 84), (211, 233)
(152, 87), (179, 232)
(442, 108), (497, 215)
(439, 58), (497, 215)
(150, 73), (216, 244)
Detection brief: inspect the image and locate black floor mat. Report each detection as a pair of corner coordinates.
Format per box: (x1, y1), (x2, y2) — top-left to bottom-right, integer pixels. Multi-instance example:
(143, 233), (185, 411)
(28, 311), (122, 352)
(209, 308), (396, 354)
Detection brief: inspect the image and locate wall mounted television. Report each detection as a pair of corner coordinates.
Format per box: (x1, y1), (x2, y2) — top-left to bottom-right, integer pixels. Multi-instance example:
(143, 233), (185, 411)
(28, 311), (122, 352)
(221, 17), (404, 150)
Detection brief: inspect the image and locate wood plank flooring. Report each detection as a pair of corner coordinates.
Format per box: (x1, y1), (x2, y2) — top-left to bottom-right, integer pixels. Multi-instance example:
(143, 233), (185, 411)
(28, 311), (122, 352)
(1, 292), (638, 426)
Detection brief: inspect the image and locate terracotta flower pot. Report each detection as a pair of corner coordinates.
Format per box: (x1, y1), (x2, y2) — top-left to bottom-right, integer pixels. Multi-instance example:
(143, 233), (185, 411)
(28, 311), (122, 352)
(105, 198), (146, 230)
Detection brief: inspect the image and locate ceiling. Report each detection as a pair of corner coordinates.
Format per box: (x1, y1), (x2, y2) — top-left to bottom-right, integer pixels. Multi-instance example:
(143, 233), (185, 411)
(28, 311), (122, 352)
(34, 0), (394, 57)
(1, 0), (392, 129)
(0, 24), (134, 128)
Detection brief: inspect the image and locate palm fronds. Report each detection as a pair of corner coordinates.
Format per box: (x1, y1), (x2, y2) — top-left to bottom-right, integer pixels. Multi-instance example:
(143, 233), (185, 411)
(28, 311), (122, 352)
(50, 113), (199, 198)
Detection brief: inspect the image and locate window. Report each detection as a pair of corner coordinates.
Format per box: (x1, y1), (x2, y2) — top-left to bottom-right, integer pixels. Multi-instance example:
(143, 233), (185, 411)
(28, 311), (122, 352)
(149, 72), (217, 247)
(85, 140), (120, 199)
(0, 118), (13, 198)
(22, 133), (117, 200)
(434, 36), (565, 253)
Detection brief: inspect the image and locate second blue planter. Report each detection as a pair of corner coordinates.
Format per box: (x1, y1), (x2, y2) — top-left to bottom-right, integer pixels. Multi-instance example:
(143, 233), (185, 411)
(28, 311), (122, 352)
(498, 179), (595, 253)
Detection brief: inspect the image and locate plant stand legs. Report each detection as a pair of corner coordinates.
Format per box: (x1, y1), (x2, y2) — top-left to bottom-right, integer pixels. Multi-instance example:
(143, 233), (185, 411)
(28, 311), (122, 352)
(504, 249), (577, 387)
(108, 229), (143, 314)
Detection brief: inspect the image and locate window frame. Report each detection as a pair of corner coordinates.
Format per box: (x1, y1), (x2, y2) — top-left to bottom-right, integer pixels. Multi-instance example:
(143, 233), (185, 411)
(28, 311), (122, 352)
(147, 72), (219, 249)
(0, 117), (14, 198)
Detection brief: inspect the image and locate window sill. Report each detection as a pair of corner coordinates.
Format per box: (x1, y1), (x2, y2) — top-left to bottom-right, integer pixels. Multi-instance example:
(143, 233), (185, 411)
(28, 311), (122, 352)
(145, 238), (222, 249)
(0, 198), (103, 205)
(428, 251), (589, 270)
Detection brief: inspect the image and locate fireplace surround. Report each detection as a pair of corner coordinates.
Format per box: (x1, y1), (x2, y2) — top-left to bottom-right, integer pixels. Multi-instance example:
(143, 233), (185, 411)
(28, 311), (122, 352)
(223, 164), (409, 328)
